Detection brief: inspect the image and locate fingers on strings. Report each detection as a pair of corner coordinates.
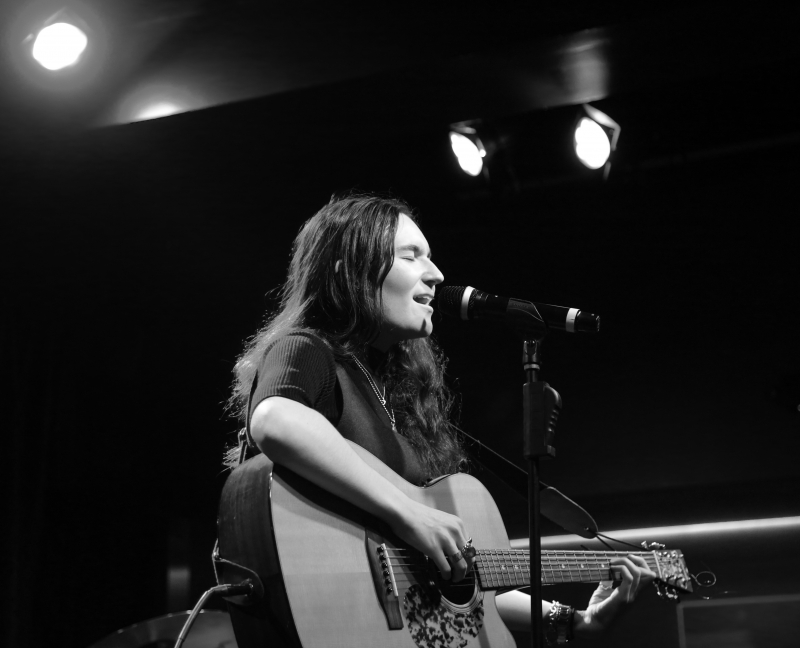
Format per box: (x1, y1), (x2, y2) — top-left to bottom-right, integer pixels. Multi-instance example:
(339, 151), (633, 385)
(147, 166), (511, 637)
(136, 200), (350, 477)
(443, 536), (474, 582)
(611, 554), (657, 602)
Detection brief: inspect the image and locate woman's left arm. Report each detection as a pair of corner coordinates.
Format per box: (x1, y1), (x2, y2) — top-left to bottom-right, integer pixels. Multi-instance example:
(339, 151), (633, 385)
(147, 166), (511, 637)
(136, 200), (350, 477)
(495, 554), (656, 639)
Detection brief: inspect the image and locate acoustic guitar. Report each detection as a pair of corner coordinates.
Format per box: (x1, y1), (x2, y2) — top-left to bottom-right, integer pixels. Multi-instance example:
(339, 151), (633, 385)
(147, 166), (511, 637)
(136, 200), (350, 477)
(216, 442), (691, 648)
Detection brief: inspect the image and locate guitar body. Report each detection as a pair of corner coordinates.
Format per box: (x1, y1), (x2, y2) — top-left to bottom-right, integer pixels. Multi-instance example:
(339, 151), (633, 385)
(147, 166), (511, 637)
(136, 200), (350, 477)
(217, 443), (517, 648)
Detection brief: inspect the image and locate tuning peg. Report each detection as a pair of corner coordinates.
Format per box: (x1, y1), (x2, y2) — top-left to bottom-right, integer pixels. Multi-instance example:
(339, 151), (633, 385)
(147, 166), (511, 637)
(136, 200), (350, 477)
(641, 541), (666, 550)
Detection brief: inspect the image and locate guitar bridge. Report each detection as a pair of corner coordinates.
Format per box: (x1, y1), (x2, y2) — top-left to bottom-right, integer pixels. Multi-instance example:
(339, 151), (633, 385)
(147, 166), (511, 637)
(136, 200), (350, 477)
(366, 531), (403, 630)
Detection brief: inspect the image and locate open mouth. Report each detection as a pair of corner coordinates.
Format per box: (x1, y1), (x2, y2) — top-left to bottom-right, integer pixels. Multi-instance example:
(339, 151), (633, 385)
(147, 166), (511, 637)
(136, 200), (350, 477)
(413, 294), (434, 306)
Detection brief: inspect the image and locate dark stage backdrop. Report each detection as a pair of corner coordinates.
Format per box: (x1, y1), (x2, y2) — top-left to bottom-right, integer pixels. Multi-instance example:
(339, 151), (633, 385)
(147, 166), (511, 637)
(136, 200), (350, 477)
(3, 93), (799, 648)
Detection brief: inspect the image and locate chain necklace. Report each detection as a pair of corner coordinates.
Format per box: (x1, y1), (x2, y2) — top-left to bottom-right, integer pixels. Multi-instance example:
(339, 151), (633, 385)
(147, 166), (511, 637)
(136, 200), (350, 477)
(351, 354), (397, 432)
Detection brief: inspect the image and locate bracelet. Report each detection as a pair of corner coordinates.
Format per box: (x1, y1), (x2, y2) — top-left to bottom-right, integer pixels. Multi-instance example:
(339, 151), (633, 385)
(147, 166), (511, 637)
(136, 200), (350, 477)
(545, 601), (575, 646)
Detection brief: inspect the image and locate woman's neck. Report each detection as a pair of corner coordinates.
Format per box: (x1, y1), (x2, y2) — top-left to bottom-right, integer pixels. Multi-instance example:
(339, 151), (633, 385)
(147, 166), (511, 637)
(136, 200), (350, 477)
(362, 344), (389, 375)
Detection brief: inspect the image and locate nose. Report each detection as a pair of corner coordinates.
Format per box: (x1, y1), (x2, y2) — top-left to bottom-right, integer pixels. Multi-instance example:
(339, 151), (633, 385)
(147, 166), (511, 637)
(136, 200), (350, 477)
(424, 259), (444, 288)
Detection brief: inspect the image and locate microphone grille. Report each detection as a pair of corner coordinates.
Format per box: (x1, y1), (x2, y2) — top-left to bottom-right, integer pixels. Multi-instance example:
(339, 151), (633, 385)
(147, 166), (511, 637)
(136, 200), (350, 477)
(437, 286), (466, 318)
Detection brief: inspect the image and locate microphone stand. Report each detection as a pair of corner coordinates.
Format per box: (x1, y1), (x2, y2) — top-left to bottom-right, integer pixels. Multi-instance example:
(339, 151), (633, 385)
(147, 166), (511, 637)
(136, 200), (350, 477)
(521, 336), (562, 648)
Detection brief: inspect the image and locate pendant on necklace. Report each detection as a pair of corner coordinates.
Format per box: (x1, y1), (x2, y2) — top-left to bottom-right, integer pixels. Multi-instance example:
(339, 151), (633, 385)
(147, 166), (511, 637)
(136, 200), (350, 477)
(352, 354), (397, 432)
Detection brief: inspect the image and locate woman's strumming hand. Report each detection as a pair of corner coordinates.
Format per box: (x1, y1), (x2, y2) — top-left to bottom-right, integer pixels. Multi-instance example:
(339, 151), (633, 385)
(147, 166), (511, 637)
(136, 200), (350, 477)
(389, 498), (474, 583)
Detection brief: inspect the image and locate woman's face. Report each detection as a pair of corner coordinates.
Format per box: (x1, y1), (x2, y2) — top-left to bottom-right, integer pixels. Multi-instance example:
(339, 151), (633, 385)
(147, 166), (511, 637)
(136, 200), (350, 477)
(373, 213), (444, 351)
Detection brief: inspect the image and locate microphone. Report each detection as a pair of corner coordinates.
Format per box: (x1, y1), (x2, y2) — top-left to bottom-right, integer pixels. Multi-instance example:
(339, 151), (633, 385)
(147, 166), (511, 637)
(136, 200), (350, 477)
(438, 286), (600, 333)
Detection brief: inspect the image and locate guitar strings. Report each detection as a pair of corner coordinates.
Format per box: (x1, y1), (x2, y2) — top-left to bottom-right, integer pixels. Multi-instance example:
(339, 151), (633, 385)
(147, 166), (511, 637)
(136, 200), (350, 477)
(381, 552), (679, 595)
(385, 561), (614, 579)
(385, 548), (658, 560)
(382, 557), (660, 586)
(381, 548), (664, 592)
(384, 557), (658, 570)
(383, 549), (660, 574)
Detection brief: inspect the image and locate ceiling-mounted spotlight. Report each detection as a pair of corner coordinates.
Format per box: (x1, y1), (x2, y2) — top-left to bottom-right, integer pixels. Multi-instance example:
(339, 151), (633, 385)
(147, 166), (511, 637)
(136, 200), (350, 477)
(574, 118), (609, 169)
(449, 124), (487, 177)
(9, 3), (105, 96)
(574, 105), (620, 174)
(32, 21), (88, 71)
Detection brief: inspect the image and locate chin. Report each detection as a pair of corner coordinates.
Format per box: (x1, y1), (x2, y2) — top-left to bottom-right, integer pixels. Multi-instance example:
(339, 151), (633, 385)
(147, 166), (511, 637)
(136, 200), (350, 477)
(397, 328), (431, 345)
(416, 319), (434, 338)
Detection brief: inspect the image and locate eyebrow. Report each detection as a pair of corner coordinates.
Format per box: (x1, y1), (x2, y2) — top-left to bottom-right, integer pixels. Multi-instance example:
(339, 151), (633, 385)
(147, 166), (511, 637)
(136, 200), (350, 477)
(396, 244), (432, 258)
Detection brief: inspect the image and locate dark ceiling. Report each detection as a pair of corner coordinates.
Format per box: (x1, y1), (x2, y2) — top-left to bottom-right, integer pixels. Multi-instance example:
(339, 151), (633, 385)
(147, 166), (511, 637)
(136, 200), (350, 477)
(3, 1), (799, 132)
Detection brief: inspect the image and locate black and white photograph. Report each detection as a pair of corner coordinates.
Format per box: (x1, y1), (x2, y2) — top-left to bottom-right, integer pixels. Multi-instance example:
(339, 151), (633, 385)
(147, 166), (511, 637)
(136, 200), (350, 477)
(3, 3), (799, 648)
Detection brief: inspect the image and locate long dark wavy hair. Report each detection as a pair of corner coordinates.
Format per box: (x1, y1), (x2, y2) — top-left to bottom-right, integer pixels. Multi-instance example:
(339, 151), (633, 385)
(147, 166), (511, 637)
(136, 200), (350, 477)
(227, 194), (467, 477)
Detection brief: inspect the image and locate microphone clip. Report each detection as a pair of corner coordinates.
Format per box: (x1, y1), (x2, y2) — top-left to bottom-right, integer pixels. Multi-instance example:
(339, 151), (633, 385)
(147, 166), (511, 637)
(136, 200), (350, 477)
(507, 299), (549, 341)
(522, 339), (561, 460)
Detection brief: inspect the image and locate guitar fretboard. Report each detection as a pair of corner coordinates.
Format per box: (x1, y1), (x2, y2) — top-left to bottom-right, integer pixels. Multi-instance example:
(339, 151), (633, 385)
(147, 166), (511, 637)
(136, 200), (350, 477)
(475, 550), (658, 590)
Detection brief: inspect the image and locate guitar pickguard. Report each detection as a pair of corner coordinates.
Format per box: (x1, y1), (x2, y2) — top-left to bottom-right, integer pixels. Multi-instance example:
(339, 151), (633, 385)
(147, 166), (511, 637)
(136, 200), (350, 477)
(403, 584), (484, 648)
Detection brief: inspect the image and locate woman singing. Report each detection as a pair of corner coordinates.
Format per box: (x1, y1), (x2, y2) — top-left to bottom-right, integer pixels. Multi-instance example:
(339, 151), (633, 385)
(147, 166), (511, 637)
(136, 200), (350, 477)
(228, 193), (654, 645)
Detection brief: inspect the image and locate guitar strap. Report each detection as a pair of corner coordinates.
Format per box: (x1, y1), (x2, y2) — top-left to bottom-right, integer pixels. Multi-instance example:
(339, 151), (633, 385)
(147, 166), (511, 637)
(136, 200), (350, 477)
(232, 370), (262, 467)
(456, 431), (598, 538)
(239, 368), (596, 537)
(460, 431), (534, 496)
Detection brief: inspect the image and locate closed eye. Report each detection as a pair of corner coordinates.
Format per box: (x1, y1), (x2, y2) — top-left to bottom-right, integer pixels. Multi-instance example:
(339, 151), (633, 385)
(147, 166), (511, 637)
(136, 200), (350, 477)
(396, 244), (431, 260)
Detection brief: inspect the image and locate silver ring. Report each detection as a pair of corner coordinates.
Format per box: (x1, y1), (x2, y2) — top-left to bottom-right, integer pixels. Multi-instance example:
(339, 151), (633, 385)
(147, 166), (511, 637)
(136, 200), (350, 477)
(447, 550), (464, 564)
(461, 538), (476, 559)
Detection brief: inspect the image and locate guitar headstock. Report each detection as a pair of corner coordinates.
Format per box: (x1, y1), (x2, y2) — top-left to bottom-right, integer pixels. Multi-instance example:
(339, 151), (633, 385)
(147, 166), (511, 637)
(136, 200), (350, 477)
(645, 542), (693, 600)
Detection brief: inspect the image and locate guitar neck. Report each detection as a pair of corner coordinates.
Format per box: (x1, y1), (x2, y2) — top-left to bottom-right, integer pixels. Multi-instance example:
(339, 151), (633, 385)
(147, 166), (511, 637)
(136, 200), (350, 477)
(476, 549), (658, 590)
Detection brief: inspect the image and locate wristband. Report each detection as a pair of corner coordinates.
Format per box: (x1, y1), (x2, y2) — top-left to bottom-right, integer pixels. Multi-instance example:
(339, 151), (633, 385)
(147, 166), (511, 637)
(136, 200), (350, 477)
(546, 601), (575, 646)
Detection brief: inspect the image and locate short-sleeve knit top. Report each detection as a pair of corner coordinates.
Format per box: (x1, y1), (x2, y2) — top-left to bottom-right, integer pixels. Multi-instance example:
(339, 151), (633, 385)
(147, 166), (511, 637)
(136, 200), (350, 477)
(247, 331), (429, 486)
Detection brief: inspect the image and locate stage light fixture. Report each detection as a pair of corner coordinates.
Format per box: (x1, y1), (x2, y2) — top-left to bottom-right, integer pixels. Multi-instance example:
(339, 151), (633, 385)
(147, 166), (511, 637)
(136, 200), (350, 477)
(32, 22), (88, 71)
(573, 104), (620, 173)
(449, 126), (486, 177)
(574, 118), (610, 169)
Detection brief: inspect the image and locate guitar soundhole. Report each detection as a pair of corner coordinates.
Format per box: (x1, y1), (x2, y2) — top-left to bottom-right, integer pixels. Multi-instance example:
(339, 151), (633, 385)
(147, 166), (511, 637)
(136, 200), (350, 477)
(404, 583), (484, 648)
(438, 573), (480, 606)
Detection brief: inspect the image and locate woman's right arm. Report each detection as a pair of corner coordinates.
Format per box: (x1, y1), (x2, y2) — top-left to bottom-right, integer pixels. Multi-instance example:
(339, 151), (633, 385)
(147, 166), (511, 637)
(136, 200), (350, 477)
(250, 395), (472, 581)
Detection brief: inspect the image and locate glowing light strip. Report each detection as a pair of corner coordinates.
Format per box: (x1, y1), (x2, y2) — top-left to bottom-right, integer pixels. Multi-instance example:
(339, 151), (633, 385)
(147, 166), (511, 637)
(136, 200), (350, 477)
(510, 516), (800, 549)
